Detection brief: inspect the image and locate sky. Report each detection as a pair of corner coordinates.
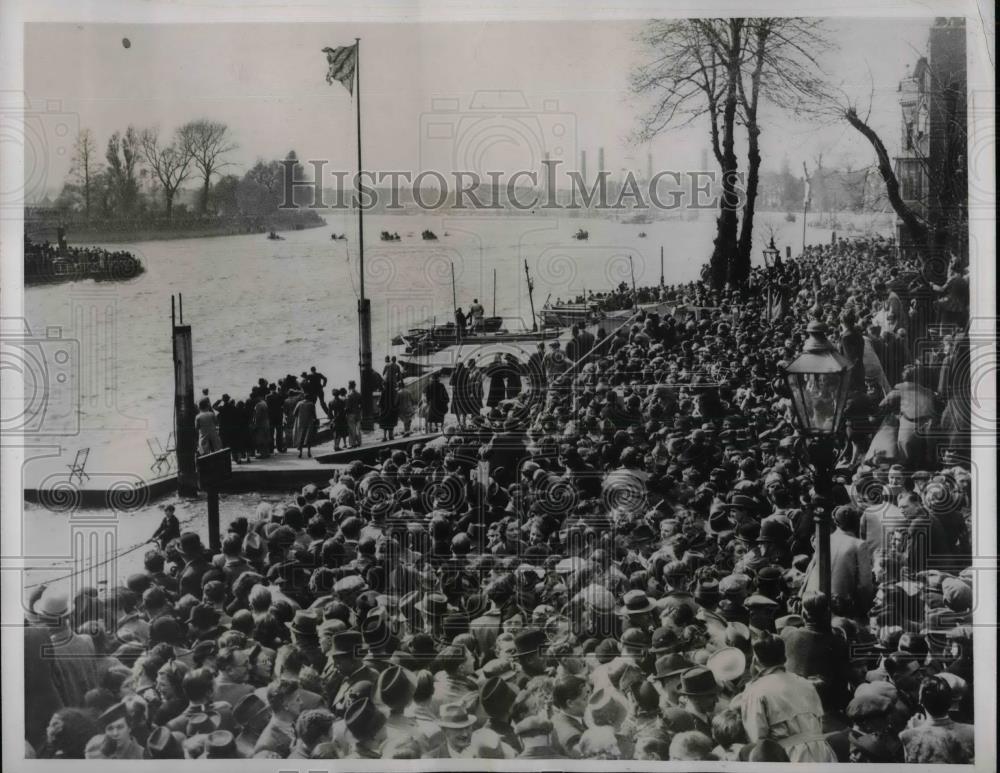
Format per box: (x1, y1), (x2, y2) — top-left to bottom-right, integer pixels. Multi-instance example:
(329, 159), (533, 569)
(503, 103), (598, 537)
(24, 18), (936, 198)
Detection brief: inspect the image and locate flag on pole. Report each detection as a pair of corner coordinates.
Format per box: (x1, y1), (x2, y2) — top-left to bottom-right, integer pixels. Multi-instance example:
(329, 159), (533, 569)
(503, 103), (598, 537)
(323, 44), (357, 94)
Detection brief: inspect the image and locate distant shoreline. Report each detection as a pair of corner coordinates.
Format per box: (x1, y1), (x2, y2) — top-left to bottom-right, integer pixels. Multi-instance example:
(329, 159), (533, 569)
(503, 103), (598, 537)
(65, 218), (327, 245)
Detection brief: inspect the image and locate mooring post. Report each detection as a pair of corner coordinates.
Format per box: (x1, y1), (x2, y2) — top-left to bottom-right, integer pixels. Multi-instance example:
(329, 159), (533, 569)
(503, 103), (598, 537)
(172, 294), (199, 496)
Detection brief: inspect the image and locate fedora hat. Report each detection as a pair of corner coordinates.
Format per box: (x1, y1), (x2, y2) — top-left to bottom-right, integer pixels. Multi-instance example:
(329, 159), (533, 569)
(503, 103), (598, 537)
(188, 603), (221, 631)
(513, 627), (546, 657)
(186, 711), (222, 736)
(438, 702), (476, 728)
(757, 519), (791, 544)
(650, 626), (683, 654)
(652, 653), (694, 681)
(676, 666), (720, 696)
(585, 687), (628, 730)
(377, 665), (415, 710)
(205, 730), (236, 758)
(330, 630), (366, 658)
(618, 589), (656, 616)
(707, 647), (746, 683)
(146, 726), (186, 759)
(287, 610), (319, 639)
(345, 697), (385, 738)
(480, 676), (517, 719)
(233, 693), (270, 727)
(33, 586), (70, 619)
(416, 592), (449, 618)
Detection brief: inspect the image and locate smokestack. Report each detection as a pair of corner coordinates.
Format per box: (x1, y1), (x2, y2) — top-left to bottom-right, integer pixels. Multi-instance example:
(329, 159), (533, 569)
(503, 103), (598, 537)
(580, 149), (587, 185)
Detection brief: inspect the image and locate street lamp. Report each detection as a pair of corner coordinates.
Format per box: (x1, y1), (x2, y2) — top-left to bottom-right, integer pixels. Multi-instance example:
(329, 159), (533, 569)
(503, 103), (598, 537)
(783, 320), (852, 599)
(763, 237), (780, 269)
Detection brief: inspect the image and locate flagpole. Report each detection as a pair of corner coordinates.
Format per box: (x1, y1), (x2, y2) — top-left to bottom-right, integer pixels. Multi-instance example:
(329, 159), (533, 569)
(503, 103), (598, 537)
(355, 37), (374, 431)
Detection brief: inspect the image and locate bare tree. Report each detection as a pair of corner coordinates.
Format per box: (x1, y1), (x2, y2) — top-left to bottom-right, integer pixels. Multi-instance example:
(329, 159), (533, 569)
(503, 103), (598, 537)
(634, 17), (830, 288)
(633, 19), (744, 290)
(178, 120), (237, 214)
(69, 129), (101, 220)
(140, 128), (193, 220)
(105, 126), (142, 215)
(733, 18), (831, 285)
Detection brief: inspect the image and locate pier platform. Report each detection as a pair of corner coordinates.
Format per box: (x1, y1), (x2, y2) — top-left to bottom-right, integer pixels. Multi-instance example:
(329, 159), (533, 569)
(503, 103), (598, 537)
(22, 428), (443, 509)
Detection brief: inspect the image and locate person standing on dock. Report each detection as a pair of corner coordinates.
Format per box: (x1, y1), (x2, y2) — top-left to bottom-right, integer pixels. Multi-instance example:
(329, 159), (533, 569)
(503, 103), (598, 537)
(195, 397), (223, 456)
(424, 372), (449, 433)
(345, 381), (363, 448)
(250, 388), (272, 459)
(469, 298), (485, 332)
(331, 388), (349, 449)
(455, 308), (467, 339)
(293, 393), (318, 458)
(213, 394), (239, 463)
(306, 367), (332, 420)
(485, 354), (507, 409)
(527, 343), (546, 396)
(266, 384), (286, 454)
(378, 359), (400, 442)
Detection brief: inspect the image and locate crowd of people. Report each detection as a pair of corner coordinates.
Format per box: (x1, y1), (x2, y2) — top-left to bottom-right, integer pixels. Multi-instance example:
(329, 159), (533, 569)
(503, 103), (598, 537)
(24, 234), (977, 762)
(24, 235), (140, 280)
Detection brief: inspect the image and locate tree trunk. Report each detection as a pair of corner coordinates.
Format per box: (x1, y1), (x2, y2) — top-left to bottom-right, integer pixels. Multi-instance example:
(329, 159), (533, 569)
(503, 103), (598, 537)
(84, 168), (91, 222)
(201, 174), (211, 214)
(734, 123), (760, 286)
(165, 192), (173, 221)
(709, 26), (741, 291)
(844, 108), (928, 245)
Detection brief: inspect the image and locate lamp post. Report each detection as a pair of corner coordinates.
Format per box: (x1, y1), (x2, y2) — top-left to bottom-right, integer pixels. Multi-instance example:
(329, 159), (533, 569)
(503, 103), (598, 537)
(763, 238), (780, 269)
(782, 320), (851, 599)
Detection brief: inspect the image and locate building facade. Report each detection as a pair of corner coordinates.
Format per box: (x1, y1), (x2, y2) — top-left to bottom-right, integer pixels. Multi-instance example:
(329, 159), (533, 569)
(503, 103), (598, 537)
(894, 17), (967, 263)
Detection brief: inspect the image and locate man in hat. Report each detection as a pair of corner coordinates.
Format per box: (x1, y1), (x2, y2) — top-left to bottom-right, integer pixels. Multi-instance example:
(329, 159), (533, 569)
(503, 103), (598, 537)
(276, 611), (325, 674)
(437, 702), (477, 758)
(232, 693), (271, 758)
(30, 586), (102, 709)
(514, 715), (558, 758)
(177, 531), (211, 599)
(512, 628), (550, 689)
(84, 701), (145, 759)
(480, 676), (522, 753)
(740, 633), (836, 762)
(377, 665), (434, 755)
(322, 631), (378, 716)
(145, 726), (187, 759)
(674, 667), (720, 737)
(781, 592), (851, 713)
(344, 697), (388, 758)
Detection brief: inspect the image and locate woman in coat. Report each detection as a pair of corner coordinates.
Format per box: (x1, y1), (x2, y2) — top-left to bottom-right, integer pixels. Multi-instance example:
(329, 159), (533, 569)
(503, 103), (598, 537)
(330, 388), (349, 450)
(292, 394), (318, 458)
(424, 373), (449, 433)
(194, 398), (222, 456)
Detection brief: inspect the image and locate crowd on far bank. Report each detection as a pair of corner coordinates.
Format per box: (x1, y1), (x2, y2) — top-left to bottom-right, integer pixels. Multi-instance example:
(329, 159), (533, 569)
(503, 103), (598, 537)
(23, 233), (978, 763)
(24, 236), (139, 277)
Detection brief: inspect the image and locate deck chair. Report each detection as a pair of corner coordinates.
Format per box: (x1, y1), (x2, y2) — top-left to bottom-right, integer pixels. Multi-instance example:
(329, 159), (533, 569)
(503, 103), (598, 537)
(66, 448), (90, 485)
(147, 436), (172, 475)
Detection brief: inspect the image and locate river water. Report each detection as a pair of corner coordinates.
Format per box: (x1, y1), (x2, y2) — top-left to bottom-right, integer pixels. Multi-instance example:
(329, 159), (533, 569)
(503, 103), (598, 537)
(22, 210), (887, 489)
